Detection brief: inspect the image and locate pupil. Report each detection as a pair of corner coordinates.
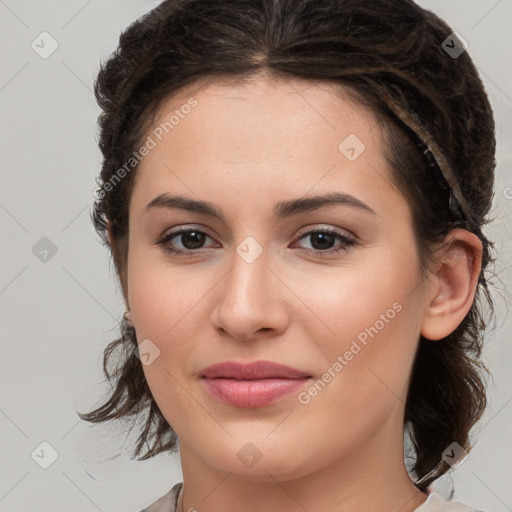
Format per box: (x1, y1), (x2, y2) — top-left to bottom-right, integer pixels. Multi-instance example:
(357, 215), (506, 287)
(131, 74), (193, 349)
(311, 233), (334, 250)
(183, 231), (205, 249)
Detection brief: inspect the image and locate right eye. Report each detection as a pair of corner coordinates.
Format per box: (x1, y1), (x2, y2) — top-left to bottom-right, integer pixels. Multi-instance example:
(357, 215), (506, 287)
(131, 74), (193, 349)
(156, 227), (219, 256)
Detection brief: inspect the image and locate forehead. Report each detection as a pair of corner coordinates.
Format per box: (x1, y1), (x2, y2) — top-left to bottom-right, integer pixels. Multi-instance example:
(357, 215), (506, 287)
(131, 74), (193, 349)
(152, 74), (378, 133)
(135, 74), (383, 170)
(128, 74), (393, 219)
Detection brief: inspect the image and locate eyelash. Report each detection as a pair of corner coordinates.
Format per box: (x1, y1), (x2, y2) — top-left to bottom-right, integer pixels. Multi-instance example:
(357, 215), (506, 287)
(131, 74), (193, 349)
(156, 226), (356, 257)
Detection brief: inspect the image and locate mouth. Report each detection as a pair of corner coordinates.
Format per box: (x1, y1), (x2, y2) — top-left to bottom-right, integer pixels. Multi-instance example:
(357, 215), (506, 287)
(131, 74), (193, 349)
(200, 360), (312, 380)
(200, 360), (313, 407)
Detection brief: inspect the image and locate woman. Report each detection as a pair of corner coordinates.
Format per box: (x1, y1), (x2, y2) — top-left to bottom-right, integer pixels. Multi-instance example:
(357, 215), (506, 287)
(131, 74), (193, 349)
(80, 0), (496, 510)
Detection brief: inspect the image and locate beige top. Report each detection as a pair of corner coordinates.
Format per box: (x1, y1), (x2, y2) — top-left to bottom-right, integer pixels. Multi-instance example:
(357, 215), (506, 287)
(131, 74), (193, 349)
(139, 482), (484, 512)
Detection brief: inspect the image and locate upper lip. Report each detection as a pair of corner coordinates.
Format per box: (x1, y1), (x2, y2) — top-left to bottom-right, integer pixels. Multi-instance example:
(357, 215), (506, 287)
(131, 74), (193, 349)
(200, 360), (312, 380)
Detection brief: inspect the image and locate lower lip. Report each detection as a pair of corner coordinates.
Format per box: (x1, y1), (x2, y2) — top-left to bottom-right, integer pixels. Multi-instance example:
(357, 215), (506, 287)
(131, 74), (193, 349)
(201, 377), (312, 407)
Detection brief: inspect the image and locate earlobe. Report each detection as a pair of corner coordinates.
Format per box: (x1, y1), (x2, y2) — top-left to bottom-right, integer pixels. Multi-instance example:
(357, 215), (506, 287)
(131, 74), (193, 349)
(421, 229), (482, 341)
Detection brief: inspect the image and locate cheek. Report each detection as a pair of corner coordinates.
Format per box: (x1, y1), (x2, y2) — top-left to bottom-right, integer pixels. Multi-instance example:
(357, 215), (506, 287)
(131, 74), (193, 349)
(126, 250), (221, 430)
(295, 248), (421, 344)
(293, 251), (423, 406)
(126, 240), (210, 343)
(127, 259), (211, 429)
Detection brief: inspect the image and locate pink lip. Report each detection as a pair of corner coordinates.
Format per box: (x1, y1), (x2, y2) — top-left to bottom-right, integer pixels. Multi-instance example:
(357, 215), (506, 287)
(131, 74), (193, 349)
(200, 360), (311, 379)
(200, 361), (312, 408)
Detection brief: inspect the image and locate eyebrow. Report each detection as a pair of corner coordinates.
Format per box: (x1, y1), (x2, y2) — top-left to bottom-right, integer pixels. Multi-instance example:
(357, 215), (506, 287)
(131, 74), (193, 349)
(144, 192), (376, 220)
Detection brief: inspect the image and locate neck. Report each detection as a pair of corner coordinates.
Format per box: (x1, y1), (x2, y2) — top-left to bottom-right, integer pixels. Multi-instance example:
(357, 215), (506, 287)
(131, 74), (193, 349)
(176, 416), (428, 512)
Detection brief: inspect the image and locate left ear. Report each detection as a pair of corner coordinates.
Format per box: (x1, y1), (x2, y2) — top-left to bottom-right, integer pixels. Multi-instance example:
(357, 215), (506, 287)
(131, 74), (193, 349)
(421, 228), (483, 341)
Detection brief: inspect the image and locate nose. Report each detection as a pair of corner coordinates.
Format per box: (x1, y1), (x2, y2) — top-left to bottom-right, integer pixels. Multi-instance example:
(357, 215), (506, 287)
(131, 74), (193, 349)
(210, 247), (289, 342)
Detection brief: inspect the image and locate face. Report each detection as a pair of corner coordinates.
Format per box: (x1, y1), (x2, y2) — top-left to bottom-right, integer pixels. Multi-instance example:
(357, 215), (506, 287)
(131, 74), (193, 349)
(124, 75), (431, 481)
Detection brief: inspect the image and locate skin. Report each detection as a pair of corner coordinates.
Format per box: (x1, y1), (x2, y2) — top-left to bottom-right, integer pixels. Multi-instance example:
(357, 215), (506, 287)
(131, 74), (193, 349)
(108, 73), (482, 512)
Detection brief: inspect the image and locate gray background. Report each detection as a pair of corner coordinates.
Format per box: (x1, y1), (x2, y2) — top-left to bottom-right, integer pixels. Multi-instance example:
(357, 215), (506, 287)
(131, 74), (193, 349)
(0, 1), (511, 511)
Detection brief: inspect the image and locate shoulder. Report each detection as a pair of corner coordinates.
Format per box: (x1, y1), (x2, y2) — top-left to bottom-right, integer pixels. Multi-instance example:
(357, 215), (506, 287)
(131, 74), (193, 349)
(414, 492), (486, 512)
(138, 482), (183, 512)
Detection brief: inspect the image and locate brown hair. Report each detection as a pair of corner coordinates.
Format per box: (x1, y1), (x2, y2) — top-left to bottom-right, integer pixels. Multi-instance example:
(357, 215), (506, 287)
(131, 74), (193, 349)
(79, 0), (496, 490)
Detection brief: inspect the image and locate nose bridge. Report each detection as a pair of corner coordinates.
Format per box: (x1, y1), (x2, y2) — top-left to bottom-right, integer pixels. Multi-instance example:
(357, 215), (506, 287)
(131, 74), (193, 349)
(223, 244), (270, 314)
(212, 240), (286, 339)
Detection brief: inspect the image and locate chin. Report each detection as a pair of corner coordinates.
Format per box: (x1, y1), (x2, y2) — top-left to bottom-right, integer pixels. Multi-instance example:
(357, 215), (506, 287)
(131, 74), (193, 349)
(200, 436), (320, 483)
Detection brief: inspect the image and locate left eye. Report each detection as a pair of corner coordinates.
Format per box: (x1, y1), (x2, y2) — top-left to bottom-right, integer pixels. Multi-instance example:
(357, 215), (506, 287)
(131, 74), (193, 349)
(293, 229), (355, 254)
(156, 227), (355, 256)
